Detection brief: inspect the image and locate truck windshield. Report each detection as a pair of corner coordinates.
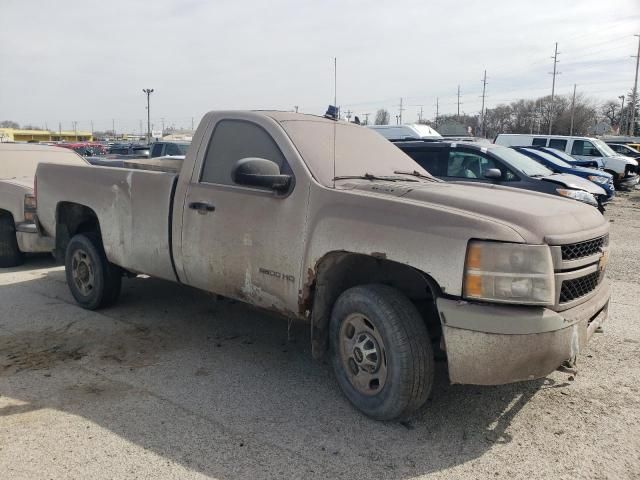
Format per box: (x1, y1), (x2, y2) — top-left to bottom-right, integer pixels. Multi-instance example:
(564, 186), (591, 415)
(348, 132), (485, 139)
(489, 145), (553, 177)
(280, 119), (433, 186)
(592, 139), (618, 157)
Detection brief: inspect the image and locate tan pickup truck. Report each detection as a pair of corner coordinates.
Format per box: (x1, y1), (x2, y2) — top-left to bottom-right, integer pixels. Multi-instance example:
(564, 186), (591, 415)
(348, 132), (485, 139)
(35, 111), (611, 420)
(0, 143), (87, 266)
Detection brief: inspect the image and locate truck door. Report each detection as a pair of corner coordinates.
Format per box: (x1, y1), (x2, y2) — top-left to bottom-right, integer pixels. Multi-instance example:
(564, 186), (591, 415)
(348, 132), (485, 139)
(179, 118), (308, 315)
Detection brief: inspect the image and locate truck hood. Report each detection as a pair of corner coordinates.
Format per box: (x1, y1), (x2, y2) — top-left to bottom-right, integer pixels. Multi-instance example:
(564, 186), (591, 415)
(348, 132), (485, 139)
(540, 173), (606, 196)
(0, 176), (34, 190)
(344, 180), (606, 244)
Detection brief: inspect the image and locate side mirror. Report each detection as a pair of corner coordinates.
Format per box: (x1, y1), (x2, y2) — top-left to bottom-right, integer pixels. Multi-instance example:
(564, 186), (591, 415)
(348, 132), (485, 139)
(484, 168), (502, 180)
(232, 157), (291, 192)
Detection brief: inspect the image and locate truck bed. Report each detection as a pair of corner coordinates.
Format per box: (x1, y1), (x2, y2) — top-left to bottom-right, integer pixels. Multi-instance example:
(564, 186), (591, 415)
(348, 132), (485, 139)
(37, 163), (178, 281)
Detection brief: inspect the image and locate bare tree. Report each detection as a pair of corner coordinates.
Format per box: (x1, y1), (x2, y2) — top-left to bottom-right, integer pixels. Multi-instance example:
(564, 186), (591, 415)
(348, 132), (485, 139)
(0, 120), (20, 129)
(374, 109), (390, 125)
(600, 100), (619, 127)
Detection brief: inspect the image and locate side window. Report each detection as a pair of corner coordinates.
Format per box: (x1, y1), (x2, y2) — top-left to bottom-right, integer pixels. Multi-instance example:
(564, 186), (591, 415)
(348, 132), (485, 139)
(403, 149), (448, 176)
(571, 140), (601, 157)
(151, 144), (163, 157)
(165, 143), (182, 156)
(447, 151), (499, 179)
(548, 139), (567, 150)
(532, 138), (547, 147)
(201, 120), (286, 186)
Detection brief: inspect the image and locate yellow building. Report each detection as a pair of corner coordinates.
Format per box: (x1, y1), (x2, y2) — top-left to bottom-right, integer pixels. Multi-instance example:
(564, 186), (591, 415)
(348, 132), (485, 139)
(0, 128), (93, 143)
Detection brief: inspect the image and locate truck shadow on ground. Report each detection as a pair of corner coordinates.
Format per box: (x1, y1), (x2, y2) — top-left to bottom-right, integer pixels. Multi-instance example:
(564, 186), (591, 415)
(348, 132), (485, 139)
(0, 262), (571, 479)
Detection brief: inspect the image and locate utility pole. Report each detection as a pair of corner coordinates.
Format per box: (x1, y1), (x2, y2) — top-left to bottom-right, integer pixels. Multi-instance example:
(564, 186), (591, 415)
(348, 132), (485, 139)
(345, 109), (353, 122)
(480, 70), (488, 137)
(161, 117), (165, 135)
(362, 113), (370, 125)
(456, 85), (461, 120)
(548, 42), (561, 134)
(191, 117), (194, 131)
(619, 95), (626, 133)
(139, 120), (143, 137)
(398, 97), (405, 125)
(569, 84), (577, 136)
(112, 119), (115, 139)
(90, 120), (94, 137)
(294, 105), (299, 113)
(142, 88), (154, 144)
(628, 34), (640, 136)
(435, 97), (440, 128)
(72, 121), (78, 140)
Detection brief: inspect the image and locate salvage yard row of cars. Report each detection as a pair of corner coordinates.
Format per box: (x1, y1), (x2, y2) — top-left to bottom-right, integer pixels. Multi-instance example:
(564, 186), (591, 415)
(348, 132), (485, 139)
(1, 111), (638, 420)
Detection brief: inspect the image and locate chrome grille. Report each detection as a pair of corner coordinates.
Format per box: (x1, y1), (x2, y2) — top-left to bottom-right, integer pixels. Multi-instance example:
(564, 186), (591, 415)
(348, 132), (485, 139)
(561, 236), (607, 261)
(560, 271), (600, 303)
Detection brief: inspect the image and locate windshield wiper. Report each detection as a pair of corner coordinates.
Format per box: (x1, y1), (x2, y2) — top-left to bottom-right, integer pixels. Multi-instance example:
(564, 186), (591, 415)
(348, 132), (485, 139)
(393, 170), (438, 182)
(333, 173), (417, 182)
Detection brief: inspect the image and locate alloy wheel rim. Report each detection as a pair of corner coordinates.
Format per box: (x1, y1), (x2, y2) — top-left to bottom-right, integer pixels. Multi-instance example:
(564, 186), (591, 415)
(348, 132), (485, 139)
(339, 313), (387, 396)
(71, 249), (95, 296)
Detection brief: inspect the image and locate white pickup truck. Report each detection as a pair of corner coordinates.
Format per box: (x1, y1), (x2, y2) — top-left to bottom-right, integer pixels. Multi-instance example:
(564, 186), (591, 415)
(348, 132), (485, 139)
(35, 111), (611, 419)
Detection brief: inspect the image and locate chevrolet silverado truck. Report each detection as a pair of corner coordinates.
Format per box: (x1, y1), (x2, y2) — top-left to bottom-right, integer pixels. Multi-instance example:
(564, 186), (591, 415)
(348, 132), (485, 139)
(35, 111), (611, 420)
(0, 143), (88, 267)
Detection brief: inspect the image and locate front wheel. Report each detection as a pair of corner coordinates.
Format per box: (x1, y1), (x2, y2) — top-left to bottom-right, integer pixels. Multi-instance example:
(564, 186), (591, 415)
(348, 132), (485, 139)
(329, 284), (434, 420)
(65, 233), (121, 310)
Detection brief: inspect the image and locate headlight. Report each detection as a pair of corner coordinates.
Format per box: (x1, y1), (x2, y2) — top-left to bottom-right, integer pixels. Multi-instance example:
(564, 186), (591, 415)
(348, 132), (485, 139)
(463, 241), (555, 305)
(556, 188), (598, 206)
(587, 175), (608, 185)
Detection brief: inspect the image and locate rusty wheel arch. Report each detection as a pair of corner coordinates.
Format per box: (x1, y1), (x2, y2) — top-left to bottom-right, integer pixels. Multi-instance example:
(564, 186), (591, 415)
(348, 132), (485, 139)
(303, 251), (443, 360)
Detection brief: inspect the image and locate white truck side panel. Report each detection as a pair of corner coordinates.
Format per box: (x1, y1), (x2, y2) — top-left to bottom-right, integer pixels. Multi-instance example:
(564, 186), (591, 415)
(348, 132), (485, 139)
(37, 163), (178, 281)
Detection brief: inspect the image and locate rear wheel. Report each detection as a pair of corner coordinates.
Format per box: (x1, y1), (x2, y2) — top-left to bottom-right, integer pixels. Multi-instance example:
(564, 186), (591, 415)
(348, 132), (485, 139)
(65, 233), (121, 309)
(329, 284), (434, 420)
(0, 213), (23, 268)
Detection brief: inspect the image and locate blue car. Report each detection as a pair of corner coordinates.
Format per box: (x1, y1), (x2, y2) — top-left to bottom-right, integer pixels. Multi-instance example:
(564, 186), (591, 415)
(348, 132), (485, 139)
(512, 146), (615, 201)
(535, 146), (602, 170)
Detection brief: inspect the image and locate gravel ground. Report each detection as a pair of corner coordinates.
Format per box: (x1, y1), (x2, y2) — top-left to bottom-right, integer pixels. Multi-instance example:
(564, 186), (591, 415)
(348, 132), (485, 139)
(0, 190), (639, 480)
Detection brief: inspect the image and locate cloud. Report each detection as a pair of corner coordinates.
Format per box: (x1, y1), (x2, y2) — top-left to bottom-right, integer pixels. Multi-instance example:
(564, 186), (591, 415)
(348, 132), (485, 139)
(0, 0), (638, 131)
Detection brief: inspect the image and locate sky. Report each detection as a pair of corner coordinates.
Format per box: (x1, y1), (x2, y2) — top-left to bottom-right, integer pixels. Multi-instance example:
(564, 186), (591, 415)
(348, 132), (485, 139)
(1, 0), (639, 133)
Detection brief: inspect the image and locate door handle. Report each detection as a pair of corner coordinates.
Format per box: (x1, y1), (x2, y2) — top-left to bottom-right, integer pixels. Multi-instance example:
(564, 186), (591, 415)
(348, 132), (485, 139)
(188, 202), (215, 213)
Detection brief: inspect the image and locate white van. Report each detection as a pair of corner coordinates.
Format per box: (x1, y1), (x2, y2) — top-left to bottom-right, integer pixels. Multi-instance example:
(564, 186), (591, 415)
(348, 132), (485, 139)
(368, 124), (443, 141)
(494, 134), (638, 188)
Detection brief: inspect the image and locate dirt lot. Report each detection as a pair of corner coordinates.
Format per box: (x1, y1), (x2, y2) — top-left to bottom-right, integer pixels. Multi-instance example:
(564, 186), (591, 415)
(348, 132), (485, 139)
(1, 191), (639, 480)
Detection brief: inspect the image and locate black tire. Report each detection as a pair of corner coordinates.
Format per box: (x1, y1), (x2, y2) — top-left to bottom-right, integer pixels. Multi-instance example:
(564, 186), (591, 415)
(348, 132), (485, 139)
(65, 233), (121, 310)
(329, 284), (434, 420)
(0, 213), (23, 268)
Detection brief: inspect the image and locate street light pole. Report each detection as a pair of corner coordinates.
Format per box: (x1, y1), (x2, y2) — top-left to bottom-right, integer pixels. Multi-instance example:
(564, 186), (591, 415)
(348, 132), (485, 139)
(142, 88), (154, 144)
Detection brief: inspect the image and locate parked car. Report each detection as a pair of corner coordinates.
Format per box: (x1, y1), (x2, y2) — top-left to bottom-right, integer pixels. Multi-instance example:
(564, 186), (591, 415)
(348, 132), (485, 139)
(0, 143), (88, 266)
(107, 143), (150, 158)
(513, 146), (614, 203)
(530, 146), (601, 170)
(367, 123), (442, 141)
(494, 134), (638, 189)
(36, 111), (611, 420)
(606, 143), (640, 159)
(150, 141), (190, 158)
(395, 140), (606, 211)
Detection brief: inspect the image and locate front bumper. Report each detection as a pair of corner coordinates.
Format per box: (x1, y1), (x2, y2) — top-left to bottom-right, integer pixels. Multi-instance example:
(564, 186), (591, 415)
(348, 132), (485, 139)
(616, 174), (639, 189)
(437, 281), (610, 385)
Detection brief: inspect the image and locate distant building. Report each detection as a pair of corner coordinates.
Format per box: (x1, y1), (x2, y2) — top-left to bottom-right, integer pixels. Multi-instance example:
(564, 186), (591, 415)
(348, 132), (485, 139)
(0, 128), (93, 143)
